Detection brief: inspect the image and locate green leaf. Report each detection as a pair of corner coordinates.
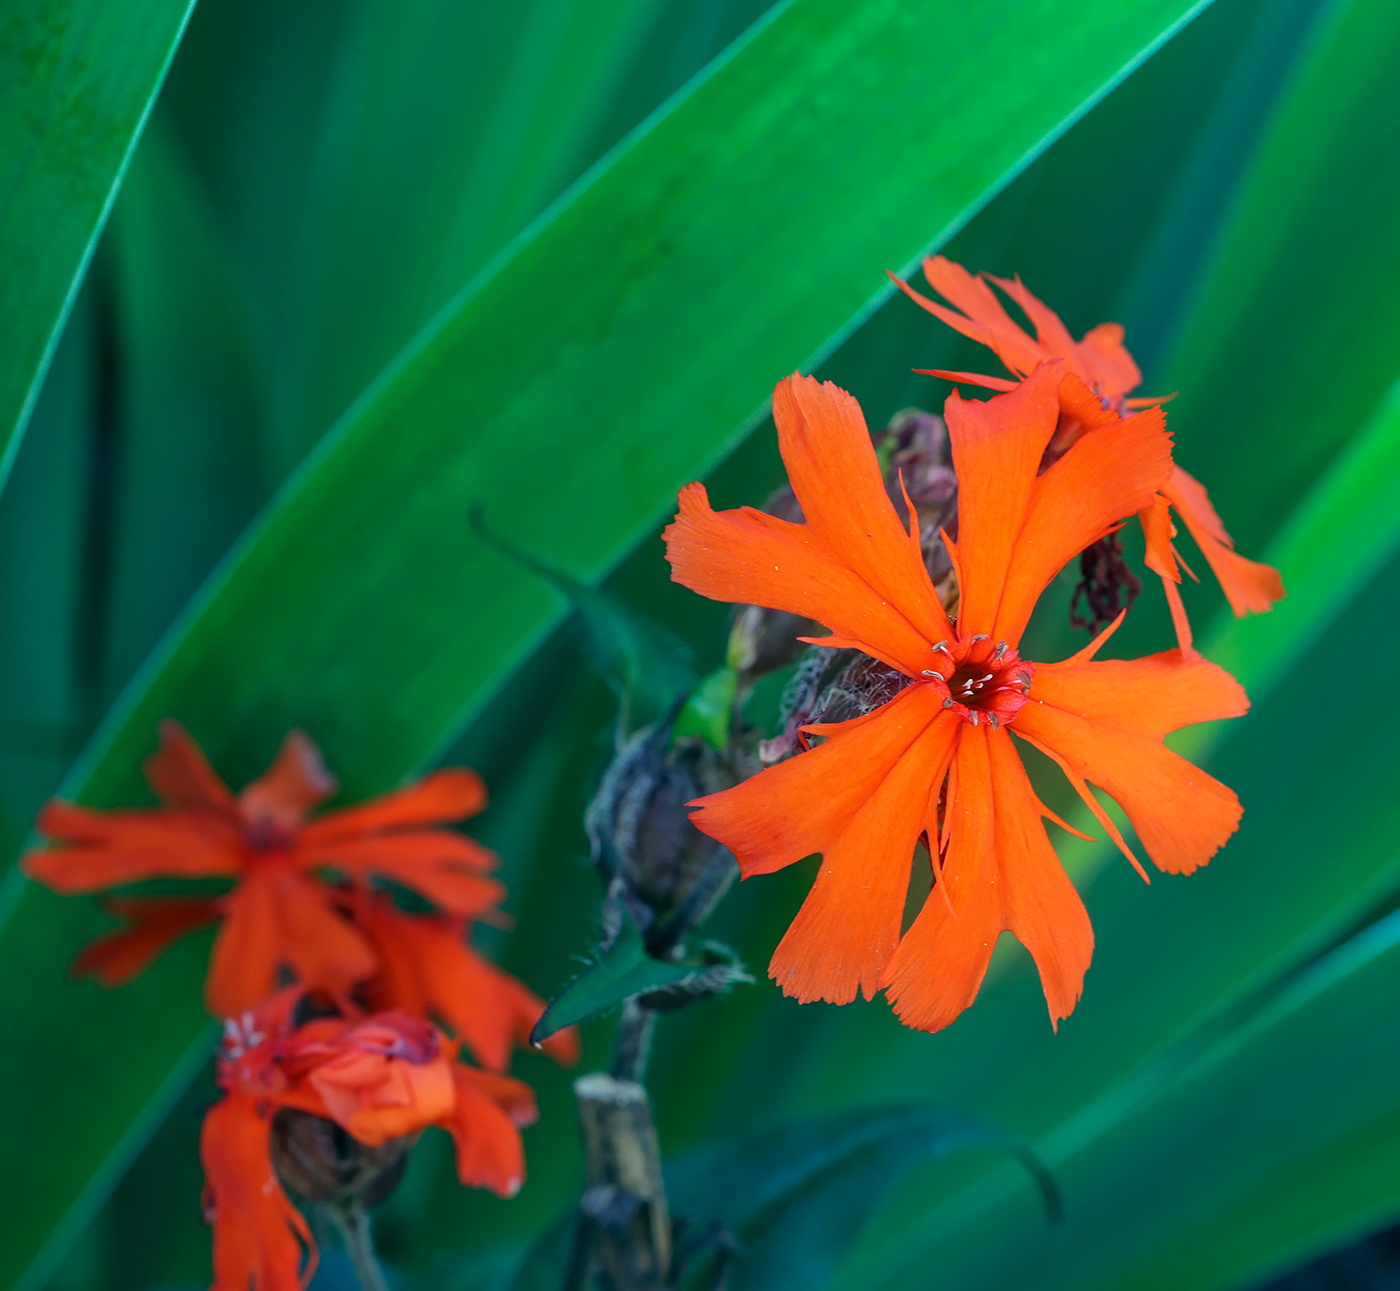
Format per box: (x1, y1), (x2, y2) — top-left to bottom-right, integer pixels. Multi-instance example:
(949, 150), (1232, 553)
(673, 666), (738, 750)
(473, 510), (697, 730)
(666, 1106), (1059, 1290)
(0, 0), (197, 489)
(0, 0), (1220, 1281)
(531, 917), (718, 1043)
(1205, 373), (1400, 701)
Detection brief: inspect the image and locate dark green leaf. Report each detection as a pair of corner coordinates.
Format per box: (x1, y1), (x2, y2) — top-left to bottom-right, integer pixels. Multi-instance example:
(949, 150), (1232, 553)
(665, 1106), (1059, 1291)
(531, 918), (719, 1043)
(0, 0), (196, 487)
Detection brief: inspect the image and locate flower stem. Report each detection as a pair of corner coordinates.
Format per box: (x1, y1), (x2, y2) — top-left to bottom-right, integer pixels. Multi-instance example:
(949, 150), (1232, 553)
(609, 999), (657, 1083)
(326, 1201), (391, 1291)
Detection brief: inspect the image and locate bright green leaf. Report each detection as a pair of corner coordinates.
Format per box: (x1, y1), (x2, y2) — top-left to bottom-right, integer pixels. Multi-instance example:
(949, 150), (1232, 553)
(674, 667), (738, 751)
(0, 0), (197, 488)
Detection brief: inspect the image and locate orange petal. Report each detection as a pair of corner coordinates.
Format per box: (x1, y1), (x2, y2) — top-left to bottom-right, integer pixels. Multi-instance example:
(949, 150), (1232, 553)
(239, 732), (337, 833)
(201, 1093), (315, 1291)
(23, 801), (242, 891)
(299, 769), (488, 843)
(912, 368), (1018, 392)
(1017, 654), (1246, 876)
(445, 1067), (528, 1198)
(767, 704), (959, 1005)
(914, 257), (1049, 378)
(1139, 493), (1179, 582)
(71, 896), (218, 987)
(358, 901), (521, 1071)
(772, 374), (953, 647)
(1077, 322), (1143, 400)
(942, 364), (1062, 636)
(307, 833), (505, 917)
(143, 719), (237, 812)
(332, 1056), (456, 1147)
(457, 1066), (540, 1128)
(1031, 646), (1249, 737)
(207, 864), (377, 1016)
(986, 274), (1085, 379)
(688, 683), (949, 878)
(1163, 467), (1285, 616)
(882, 726), (1093, 1033)
(664, 481), (937, 677)
(992, 404), (1173, 642)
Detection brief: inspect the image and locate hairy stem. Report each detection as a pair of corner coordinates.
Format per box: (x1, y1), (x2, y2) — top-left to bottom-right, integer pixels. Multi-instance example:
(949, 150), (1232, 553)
(326, 1202), (390, 1291)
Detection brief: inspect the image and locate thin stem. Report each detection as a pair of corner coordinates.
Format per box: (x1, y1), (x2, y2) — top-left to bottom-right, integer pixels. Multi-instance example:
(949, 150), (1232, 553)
(325, 1201), (391, 1291)
(610, 999), (657, 1082)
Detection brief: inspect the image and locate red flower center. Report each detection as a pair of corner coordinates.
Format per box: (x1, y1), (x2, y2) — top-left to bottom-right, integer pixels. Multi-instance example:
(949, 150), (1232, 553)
(924, 634), (1033, 729)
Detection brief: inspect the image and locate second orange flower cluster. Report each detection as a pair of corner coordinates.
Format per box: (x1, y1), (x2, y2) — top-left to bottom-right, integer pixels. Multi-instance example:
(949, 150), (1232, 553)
(23, 722), (576, 1289)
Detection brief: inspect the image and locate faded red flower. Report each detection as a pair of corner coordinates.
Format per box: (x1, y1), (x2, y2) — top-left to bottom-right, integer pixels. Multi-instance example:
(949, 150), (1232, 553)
(664, 369), (1248, 1031)
(24, 721), (503, 1015)
(203, 989), (536, 1291)
(894, 255), (1284, 647)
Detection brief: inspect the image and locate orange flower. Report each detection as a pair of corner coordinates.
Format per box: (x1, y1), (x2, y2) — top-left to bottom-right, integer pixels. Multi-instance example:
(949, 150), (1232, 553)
(203, 990), (536, 1290)
(664, 369), (1248, 1031)
(23, 721), (503, 1016)
(348, 890), (581, 1071)
(893, 255), (1284, 648)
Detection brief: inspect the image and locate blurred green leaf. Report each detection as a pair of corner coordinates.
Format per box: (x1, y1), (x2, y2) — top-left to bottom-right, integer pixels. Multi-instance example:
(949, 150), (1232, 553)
(101, 119), (269, 706)
(1206, 373), (1400, 701)
(877, 904), (1400, 1291)
(664, 1105), (1059, 1291)
(0, 0), (196, 488)
(473, 510), (697, 732)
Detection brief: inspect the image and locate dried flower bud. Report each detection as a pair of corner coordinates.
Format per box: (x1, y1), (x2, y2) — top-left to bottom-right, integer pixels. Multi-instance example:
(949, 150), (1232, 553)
(760, 648), (914, 765)
(269, 1108), (411, 1209)
(878, 407), (959, 593)
(586, 717), (742, 953)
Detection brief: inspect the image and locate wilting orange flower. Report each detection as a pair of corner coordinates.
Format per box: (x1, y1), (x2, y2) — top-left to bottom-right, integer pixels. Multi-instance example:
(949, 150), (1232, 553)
(203, 989), (536, 1291)
(893, 255), (1284, 648)
(348, 889), (581, 1071)
(24, 721), (503, 1015)
(664, 368), (1248, 1031)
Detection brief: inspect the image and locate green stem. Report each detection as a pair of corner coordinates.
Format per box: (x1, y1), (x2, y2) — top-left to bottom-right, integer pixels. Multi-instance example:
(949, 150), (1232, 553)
(326, 1201), (391, 1291)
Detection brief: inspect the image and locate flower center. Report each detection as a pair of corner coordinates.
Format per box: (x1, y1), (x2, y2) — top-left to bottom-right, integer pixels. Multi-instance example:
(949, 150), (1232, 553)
(923, 634), (1033, 728)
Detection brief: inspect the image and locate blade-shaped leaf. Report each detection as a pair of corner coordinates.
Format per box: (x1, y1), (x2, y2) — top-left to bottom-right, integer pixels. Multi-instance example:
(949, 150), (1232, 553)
(531, 919), (739, 1043)
(473, 511), (697, 730)
(0, 0), (197, 487)
(0, 0), (1217, 1282)
(667, 1106), (1059, 1291)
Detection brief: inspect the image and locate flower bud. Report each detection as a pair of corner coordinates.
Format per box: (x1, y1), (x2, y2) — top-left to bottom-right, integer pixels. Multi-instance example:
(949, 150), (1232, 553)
(269, 1108), (411, 1209)
(586, 717), (743, 952)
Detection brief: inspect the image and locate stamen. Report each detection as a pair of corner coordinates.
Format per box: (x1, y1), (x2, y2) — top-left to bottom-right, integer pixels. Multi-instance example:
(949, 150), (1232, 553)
(971, 634), (989, 643)
(993, 641), (1009, 659)
(942, 698), (955, 709)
